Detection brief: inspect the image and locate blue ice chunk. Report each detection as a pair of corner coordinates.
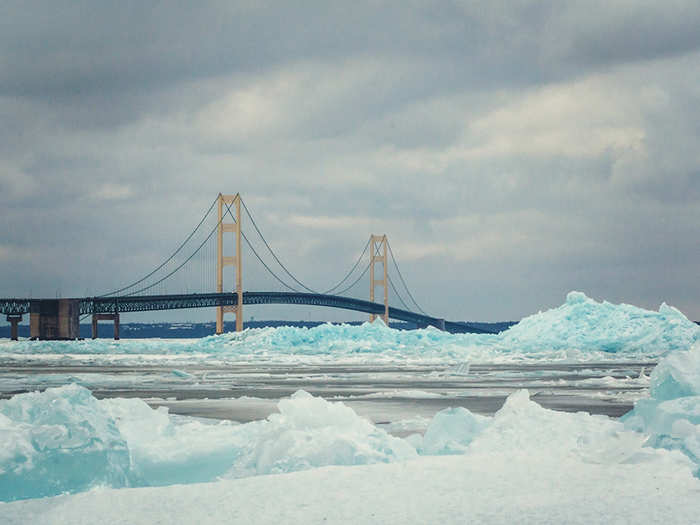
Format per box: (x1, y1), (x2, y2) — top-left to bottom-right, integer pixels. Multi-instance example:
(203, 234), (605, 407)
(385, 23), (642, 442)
(224, 390), (417, 478)
(649, 345), (700, 400)
(0, 384), (130, 502)
(0, 386), (417, 502)
(171, 369), (194, 379)
(497, 291), (700, 354)
(623, 343), (700, 477)
(419, 406), (490, 455)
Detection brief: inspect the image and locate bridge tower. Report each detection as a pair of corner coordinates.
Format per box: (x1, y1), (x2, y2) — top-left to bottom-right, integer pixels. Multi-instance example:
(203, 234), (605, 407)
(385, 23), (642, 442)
(369, 234), (388, 325)
(216, 193), (243, 334)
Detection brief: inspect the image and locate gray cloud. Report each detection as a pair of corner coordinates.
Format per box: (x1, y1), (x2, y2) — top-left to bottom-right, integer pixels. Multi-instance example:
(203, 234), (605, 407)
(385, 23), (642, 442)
(1, 1), (700, 323)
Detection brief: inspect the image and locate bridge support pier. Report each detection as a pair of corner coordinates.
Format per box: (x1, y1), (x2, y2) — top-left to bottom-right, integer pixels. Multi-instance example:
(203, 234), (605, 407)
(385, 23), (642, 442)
(92, 313), (120, 340)
(6, 314), (21, 340)
(29, 299), (80, 340)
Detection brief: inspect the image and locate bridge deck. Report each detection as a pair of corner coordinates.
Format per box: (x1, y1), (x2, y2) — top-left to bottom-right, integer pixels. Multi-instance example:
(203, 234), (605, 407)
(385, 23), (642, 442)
(1, 292), (492, 334)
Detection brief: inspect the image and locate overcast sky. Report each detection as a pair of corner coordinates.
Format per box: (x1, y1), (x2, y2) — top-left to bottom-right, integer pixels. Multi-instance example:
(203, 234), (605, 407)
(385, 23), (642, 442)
(1, 1), (700, 323)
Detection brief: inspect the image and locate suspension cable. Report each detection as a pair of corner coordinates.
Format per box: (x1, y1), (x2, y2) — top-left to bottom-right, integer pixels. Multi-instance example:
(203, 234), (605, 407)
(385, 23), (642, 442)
(240, 198), (319, 293)
(99, 195), (220, 297)
(223, 206), (301, 292)
(334, 261), (371, 296)
(322, 237), (371, 294)
(240, 202), (378, 298)
(387, 274), (412, 311)
(123, 200), (234, 296)
(240, 230), (301, 292)
(109, 199), (307, 298)
(91, 195), (429, 316)
(386, 240), (428, 315)
(130, 201), (304, 296)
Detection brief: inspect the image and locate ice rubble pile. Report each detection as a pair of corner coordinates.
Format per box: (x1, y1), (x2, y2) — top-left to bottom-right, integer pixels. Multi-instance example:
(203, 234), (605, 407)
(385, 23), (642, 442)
(0, 385), (131, 502)
(623, 341), (700, 476)
(0, 386), (415, 502)
(3, 292), (697, 360)
(414, 389), (674, 467)
(0, 320), (490, 360)
(3, 381), (697, 503)
(417, 340), (700, 477)
(497, 291), (700, 353)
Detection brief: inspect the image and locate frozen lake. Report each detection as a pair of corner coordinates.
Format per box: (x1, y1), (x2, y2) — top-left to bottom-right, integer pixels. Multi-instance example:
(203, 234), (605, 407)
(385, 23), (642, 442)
(2, 293), (699, 518)
(0, 360), (653, 437)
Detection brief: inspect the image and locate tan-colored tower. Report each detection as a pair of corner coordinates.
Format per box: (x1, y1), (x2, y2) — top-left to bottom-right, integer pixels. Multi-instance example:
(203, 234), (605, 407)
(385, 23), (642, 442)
(216, 193), (243, 334)
(369, 234), (388, 325)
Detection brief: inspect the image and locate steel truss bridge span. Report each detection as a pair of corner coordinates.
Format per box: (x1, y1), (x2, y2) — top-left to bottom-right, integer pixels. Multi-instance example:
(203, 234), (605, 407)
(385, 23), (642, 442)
(0, 293), (491, 334)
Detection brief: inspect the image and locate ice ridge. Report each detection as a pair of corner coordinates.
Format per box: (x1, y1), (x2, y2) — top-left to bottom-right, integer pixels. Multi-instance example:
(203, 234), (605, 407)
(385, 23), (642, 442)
(3, 381), (696, 503)
(0, 386), (415, 502)
(2, 292), (696, 362)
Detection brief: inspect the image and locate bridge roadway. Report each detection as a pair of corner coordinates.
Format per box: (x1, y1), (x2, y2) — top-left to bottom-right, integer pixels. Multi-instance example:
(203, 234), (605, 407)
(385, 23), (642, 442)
(1, 292), (492, 334)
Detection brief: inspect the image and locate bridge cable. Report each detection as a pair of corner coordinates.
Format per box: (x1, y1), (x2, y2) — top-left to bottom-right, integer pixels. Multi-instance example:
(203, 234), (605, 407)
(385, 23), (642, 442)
(225, 206), (302, 292)
(124, 202), (307, 297)
(99, 195), (220, 297)
(123, 200), (236, 296)
(241, 198), (375, 296)
(387, 274), (412, 311)
(88, 198), (428, 316)
(240, 198), (319, 294)
(240, 231), (302, 292)
(334, 261), (371, 297)
(386, 240), (428, 315)
(322, 237), (371, 295)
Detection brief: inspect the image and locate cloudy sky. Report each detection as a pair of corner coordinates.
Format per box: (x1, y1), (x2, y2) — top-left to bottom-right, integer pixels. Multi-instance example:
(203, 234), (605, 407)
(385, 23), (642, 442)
(1, 1), (700, 323)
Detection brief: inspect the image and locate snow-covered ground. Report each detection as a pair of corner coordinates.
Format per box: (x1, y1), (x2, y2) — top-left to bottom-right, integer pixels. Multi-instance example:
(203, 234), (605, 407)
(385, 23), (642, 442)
(2, 380), (700, 524)
(3, 450), (698, 524)
(2, 292), (700, 523)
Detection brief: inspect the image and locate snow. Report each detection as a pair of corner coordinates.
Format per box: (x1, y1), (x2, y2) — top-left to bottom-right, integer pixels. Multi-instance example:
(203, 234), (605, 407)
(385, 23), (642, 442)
(346, 390), (445, 399)
(468, 389), (657, 464)
(415, 388), (671, 465)
(2, 383), (698, 504)
(3, 453), (699, 525)
(1, 388), (698, 524)
(228, 390), (416, 477)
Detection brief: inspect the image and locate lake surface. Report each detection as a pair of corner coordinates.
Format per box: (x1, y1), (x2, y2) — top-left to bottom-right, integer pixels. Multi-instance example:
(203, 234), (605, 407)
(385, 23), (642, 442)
(0, 360), (653, 436)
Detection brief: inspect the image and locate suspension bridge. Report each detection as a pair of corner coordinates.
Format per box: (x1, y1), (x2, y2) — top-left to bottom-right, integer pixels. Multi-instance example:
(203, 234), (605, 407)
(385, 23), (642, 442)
(1, 194), (491, 340)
